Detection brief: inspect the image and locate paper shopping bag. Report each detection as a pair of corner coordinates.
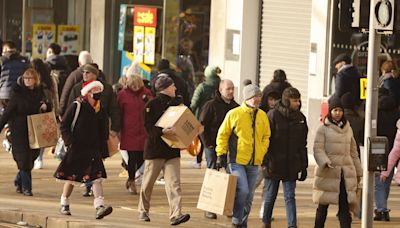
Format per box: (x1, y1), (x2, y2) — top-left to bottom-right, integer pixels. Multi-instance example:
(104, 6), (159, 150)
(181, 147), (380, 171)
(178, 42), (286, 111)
(197, 169), (237, 216)
(107, 134), (120, 157)
(27, 111), (58, 149)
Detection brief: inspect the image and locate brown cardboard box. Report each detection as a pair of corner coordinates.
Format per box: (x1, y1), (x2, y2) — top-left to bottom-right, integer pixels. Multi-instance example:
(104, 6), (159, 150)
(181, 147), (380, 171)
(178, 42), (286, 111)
(155, 105), (201, 148)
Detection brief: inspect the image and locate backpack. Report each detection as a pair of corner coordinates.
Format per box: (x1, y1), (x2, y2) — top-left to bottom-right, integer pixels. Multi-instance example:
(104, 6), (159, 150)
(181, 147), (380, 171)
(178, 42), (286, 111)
(51, 69), (68, 98)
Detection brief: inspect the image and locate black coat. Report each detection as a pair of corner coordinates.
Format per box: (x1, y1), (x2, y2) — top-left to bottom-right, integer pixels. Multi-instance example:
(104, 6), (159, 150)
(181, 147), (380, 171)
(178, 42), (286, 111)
(143, 93), (182, 160)
(59, 67), (83, 116)
(344, 108), (364, 156)
(0, 83), (50, 170)
(68, 79), (121, 132)
(378, 94), (400, 150)
(334, 65), (362, 106)
(54, 100), (108, 182)
(199, 91), (239, 148)
(263, 101), (308, 181)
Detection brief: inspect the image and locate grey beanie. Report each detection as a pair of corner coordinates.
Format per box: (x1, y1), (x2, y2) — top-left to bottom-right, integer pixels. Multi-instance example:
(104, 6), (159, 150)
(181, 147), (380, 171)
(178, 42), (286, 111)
(243, 84), (261, 100)
(155, 74), (174, 92)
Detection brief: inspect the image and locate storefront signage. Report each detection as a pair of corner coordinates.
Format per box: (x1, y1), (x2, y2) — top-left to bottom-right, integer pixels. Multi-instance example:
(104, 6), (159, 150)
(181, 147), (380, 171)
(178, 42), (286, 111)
(32, 24), (56, 59)
(57, 25), (80, 55)
(133, 26), (145, 63)
(118, 4), (128, 51)
(144, 27), (156, 65)
(134, 7), (157, 27)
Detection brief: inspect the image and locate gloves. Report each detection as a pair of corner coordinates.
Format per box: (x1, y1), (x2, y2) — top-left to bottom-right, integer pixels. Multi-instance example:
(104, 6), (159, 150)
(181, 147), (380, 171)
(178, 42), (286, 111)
(298, 169), (307, 181)
(216, 155), (226, 171)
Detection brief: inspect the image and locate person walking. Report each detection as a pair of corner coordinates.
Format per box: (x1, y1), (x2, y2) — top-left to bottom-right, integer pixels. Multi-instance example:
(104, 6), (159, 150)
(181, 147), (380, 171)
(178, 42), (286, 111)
(216, 84), (271, 227)
(117, 74), (153, 194)
(54, 80), (113, 219)
(45, 43), (70, 99)
(198, 79), (239, 219)
(261, 87), (308, 228)
(313, 96), (362, 228)
(190, 65), (221, 168)
(379, 60), (400, 104)
(0, 68), (51, 196)
(138, 75), (192, 226)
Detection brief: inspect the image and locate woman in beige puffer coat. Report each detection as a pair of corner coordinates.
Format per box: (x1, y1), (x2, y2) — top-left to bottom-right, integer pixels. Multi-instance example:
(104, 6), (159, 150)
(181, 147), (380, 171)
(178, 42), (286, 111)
(313, 96), (362, 228)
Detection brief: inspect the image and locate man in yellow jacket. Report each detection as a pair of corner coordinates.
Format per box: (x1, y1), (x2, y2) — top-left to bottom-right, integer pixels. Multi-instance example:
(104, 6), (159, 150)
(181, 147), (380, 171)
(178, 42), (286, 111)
(216, 83), (271, 228)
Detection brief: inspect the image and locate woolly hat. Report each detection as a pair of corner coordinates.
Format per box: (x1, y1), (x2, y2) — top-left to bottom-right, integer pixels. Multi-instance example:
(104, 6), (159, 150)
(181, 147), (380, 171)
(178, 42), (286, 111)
(82, 64), (99, 77)
(155, 74), (174, 92)
(281, 87), (301, 107)
(157, 59), (170, 71)
(328, 95), (344, 112)
(81, 80), (104, 96)
(204, 65), (221, 78)
(332, 53), (352, 65)
(243, 84), (261, 100)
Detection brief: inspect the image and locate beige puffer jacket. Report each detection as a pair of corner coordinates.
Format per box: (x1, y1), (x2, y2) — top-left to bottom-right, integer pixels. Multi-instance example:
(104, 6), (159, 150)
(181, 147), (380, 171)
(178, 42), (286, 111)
(312, 119), (362, 206)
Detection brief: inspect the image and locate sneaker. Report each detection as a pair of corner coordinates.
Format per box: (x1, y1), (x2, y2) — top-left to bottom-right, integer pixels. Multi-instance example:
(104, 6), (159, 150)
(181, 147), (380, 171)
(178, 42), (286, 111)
(33, 160), (43, 169)
(22, 189), (33, 196)
(170, 214), (190, 226)
(190, 161), (201, 169)
(95, 205), (113, 219)
(138, 212), (151, 222)
(155, 177), (165, 185)
(2, 139), (11, 153)
(204, 211), (217, 219)
(15, 185), (22, 194)
(60, 205), (71, 216)
(126, 179), (137, 195)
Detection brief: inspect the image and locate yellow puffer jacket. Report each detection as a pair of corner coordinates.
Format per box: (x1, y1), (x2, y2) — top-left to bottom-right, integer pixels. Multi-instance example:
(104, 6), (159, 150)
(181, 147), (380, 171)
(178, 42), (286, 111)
(216, 102), (271, 165)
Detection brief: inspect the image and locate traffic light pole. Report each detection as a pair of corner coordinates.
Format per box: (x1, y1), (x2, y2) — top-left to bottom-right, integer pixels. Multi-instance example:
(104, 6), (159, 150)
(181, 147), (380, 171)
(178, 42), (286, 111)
(362, 1), (381, 227)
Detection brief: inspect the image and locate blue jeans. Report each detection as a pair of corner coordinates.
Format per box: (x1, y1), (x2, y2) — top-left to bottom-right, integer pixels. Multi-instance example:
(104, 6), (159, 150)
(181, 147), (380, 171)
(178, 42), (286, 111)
(263, 179), (297, 227)
(228, 163), (259, 227)
(205, 147), (217, 169)
(15, 170), (32, 191)
(375, 170), (394, 212)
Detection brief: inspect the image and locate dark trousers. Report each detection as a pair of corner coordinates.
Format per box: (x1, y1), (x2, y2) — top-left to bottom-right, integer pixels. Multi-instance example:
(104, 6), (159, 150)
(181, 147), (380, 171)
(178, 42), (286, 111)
(314, 176), (352, 228)
(127, 151), (144, 180)
(196, 138), (204, 164)
(15, 170), (32, 191)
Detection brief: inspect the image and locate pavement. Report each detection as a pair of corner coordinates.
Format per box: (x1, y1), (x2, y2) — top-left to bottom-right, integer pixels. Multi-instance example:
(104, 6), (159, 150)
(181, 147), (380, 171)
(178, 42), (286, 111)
(1, 149), (400, 228)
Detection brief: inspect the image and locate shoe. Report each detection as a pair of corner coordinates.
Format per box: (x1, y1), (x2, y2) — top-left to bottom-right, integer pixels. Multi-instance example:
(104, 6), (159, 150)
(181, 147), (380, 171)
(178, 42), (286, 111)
(82, 189), (93, 197)
(155, 177), (165, 185)
(22, 189), (33, 196)
(190, 161), (201, 169)
(374, 209), (383, 221)
(231, 224), (242, 228)
(262, 223), (271, 228)
(170, 214), (190, 226)
(204, 211), (217, 219)
(34, 160), (43, 169)
(382, 211), (390, 221)
(95, 205), (113, 219)
(15, 185), (22, 194)
(118, 169), (128, 178)
(126, 179), (137, 195)
(138, 212), (151, 222)
(60, 205), (71, 216)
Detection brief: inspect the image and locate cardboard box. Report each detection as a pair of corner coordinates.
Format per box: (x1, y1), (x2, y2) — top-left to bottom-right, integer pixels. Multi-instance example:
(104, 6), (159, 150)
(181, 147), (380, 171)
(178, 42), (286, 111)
(155, 105), (201, 148)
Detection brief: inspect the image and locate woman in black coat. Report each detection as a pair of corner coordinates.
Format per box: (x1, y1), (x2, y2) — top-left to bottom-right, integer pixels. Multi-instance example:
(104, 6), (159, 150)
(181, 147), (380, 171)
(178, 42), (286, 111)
(0, 68), (51, 196)
(54, 80), (112, 219)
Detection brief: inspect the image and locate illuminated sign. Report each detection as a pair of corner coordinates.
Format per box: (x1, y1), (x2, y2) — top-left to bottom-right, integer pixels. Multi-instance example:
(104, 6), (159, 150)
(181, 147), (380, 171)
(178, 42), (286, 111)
(360, 78), (367, 99)
(134, 7), (157, 27)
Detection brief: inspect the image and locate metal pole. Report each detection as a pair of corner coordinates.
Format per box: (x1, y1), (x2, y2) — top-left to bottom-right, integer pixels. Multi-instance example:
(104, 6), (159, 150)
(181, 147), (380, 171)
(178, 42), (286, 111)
(21, 0), (26, 56)
(361, 1), (380, 227)
(161, 0), (167, 59)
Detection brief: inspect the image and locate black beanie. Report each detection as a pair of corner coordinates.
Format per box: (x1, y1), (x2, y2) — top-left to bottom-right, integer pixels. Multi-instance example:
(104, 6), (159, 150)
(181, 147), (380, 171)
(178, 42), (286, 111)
(333, 53), (352, 65)
(328, 95), (344, 112)
(157, 59), (170, 71)
(281, 87), (300, 107)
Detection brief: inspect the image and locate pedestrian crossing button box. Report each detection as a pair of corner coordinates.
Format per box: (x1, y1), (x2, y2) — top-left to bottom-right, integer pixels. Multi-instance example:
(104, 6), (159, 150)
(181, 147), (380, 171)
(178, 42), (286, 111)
(367, 136), (389, 171)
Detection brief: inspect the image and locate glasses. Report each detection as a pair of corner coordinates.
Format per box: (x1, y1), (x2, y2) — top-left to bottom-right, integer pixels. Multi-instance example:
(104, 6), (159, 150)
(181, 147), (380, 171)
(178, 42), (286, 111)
(23, 77), (35, 80)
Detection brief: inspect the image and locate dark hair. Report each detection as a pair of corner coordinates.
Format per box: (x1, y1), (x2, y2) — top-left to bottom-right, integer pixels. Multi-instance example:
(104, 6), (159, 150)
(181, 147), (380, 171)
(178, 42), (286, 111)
(272, 69), (287, 83)
(31, 58), (53, 91)
(243, 79), (252, 86)
(2, 40), (16, 50)
(49, 43), (61, 55)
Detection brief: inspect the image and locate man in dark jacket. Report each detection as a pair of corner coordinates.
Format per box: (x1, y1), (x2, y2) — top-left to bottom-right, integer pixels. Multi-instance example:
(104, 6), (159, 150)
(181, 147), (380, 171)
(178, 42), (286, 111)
(198, 79), (239, 219)
(59, 50), (93, 116)
(262, 87), (308, 228)
(0, 41), (29, 108)
(138, 75), (190, 226)
(46, 43), (70, 98)
(333, 53), (363, 106)
(152, 59), (190, 106)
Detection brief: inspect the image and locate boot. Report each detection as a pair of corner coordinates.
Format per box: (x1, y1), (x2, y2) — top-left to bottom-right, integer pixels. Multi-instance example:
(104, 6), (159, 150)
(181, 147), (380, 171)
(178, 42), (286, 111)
(382, 211), (390, 221)
(374, 209), (383, 221)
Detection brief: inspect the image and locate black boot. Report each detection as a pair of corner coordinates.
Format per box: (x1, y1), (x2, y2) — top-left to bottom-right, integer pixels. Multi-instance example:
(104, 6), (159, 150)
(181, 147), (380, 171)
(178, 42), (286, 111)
(374, 209), (383, 221)
(382, 211), (390, 221)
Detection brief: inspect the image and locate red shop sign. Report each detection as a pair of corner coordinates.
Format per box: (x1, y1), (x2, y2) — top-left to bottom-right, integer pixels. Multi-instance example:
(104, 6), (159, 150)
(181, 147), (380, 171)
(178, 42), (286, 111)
(134, 7), (157, 27)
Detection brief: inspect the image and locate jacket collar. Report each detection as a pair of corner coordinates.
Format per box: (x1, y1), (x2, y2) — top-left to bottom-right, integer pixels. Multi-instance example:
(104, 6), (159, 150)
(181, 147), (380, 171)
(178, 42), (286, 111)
(240, 101), (258, 113)
(324, 118), (350, 133)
